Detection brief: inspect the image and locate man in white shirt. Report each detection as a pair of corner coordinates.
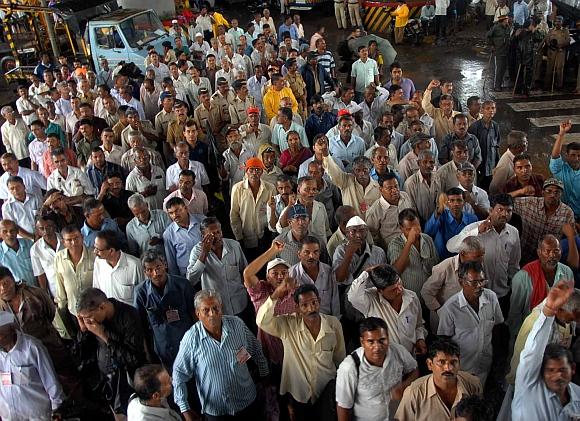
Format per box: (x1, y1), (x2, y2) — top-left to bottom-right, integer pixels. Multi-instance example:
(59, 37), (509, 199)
(99, 128), (123, 166)
(1, 106), (31, 166)
(16, 85), (40, 126)
(1, 175), (41, 239)
(118, 87), (146, 121)
(93, 230), (144, 306)
(127, 365), (181, 421)
(350, 46), (379, 104)
(437, 260), (504, 386)
(0, 153), (46, 200)
(456, 162), (490, 219)
(46, 148), (96, 205)
(125, 148), (167, 211)
(146, 51), (170, 84)
(166, 142), (210, 192)
(336, 316), (419, 421)
(30, 216), (63, 299)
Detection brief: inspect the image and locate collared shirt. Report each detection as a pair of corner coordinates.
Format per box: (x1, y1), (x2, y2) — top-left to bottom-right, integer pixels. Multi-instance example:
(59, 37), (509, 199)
(54, 246), (95, 315)
(289, 262), (340, 317)
(187, 77), (212, 108)
(366, 194), (413, 249)
(239, 123), (272, 154)
(298, 155), (344, 180)
(86, 161), (124, 193)
(305, 112), (338, 143)
(348, 271), (427, 353)
(439, 132), (482, 166)
(125, 165), (167, 210)
(514, 197), (575, 264)
(275, 200), (331, 242)
(424, 209), (479, 259)
(404, 171), (442, 223)
(438, 289), (504, 385)
(385, 77), (416, 101)
(28, 139), (48, 174)
(395, 371), (482, 421)
(99, 144), (123, 166)
(274, 229), (331, 267)
(457, 184), (491, 214)
(127, 396), (181, 421)
(154, 109), (176, 139)
(126, 210), (172, 257)
(503, 174), (545, 197)
(173, 316), (269, 414)
(387, 233), (440, 297)
(421, 254), (462, 311)
(166, 119), (187, 148)
(133, 274), (195, 369)
(165, 160), (209, 191)
(47, 165), (96, 197)
(247, 76), (267, 106)
(81, 218), (126, 249)
(0, 239), (35, 286)
(513, 1), (530, 25)
(333, 242), (387, 286)
(329, 134), (366, 169)
(447, 221), (520, 298)
(229, 95), (255, 126)
(422, 90), (459, 143)
(93, 252), (144, 305)
(336, 344), (418, 421)
(146, 62), (170, 84)
(222, 146), (255, 192)
(271, 122), (309, 152)
(30, 236), (63, 298)
(230, 179), (276, 248)
(0, 331), (65, 421)
(436, 159), (461, 192)
(0, 167), (46, 200)
(119, 96), (146, 121)
(163, 215), (203, 277)
(257, 296), (346, 403)
(323, 155), (381, 218)
(163, 189), (208, 216)
(263, 87), (298, 121)
(350, 58), (379, 92)
(506, 262), (572, 342)
(468, 118), (500, 177)
(1, 119), (30, 160)
(550, 156), (580, 217)
(512, 312), (580, 421)
(398, 150), (420, 182)
(187, 239), (248, 315)
(1, 194), (41, 235)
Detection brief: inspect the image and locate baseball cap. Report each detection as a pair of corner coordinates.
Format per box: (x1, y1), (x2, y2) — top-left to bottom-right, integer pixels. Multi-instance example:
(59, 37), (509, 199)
(457, 162), (475, 172)
(247, 105), (260, 114)
(288, 204), (309, 220)
(307, 51), (319, 60)
(266, 258), (290, 272)
(337, 109), (351, 118)
(216, 77), (228, 86)
(162, 41), (173, 48)
(543, 177), (564, 190)
(245, 157), (265, 169)
(160, 91), (174, 101)
(225, 125), (239, 136)
(346, 216), (367, 228)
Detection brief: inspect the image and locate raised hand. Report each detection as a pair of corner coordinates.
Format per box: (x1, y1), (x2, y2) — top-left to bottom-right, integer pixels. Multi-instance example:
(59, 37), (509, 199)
(559, 120), (572, 135)
(270, 240), (285, 253)
(544, 280), (575, 316)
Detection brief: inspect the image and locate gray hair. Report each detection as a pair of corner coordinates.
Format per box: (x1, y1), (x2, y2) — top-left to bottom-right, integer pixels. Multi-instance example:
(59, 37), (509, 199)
(417, 150), (435, 160)
(127, 193), (148, 209)
(0, 106), (13, 116)
(562, 289), (580, 313)
(459, 236), (484, 254)
(194, 289), (223, 310)
(352, 156), (372, 169)
(128, 130), (142, 140)
(141, 250), (167, 266)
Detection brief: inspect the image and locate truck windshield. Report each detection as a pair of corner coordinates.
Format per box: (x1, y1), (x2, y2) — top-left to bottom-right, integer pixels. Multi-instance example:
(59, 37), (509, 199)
(119, 11), (166, 48)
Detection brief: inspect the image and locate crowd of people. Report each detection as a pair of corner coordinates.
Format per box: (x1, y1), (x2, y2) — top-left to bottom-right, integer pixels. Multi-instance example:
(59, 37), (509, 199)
(0, 2), (579, 421)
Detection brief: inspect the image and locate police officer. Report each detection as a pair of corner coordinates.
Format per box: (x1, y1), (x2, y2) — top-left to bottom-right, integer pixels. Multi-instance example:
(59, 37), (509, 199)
(544, 15), (570, 91)
(514, 19), (544, 96)
(487, 14), (511, 91)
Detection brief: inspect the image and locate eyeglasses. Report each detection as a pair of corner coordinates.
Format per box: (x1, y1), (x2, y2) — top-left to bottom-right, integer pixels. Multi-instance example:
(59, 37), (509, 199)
(463, 279), (488, 287)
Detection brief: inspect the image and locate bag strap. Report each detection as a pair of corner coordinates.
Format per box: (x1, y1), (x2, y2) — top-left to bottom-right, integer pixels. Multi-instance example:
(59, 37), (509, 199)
(350, 350), (361, 402)
(352, 252), (370, 280)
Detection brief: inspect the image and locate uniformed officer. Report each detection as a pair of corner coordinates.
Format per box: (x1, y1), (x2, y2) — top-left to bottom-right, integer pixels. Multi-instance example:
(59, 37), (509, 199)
(284, 58), (308, 119)
(514, 19), (544, 96)
(335, 0), (348, 29)
(544, 15), (570, 91)
(228, 80), (255, 127)
(487, 14), (511, 91)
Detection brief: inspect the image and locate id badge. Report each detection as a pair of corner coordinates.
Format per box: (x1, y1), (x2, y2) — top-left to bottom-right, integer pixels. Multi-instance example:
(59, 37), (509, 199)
(166, 309), (180, 323)
(1, 372), (11, 386)
(236, 346), (251, 364)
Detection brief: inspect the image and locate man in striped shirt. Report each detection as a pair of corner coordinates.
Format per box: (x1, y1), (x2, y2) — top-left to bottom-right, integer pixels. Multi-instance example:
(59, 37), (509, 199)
(173, 289), (269, 420)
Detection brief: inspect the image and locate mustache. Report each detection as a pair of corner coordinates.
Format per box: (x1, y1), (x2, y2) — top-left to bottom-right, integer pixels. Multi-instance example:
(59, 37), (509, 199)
(442, 372), (455, 377)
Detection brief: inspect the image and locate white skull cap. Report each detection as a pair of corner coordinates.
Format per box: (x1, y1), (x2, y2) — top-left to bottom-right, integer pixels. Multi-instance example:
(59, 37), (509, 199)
(346, 216), (367, 228)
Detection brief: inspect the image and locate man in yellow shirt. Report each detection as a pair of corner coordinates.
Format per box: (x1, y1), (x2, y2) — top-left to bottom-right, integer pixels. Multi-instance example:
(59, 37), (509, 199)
(209, 7), (229, 37)
(263, 73), (298, 121)
(391, 0), (410, 45)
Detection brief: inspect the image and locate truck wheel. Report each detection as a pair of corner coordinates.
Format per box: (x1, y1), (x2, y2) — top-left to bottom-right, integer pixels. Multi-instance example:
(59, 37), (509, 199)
(0, 56), (16, 74)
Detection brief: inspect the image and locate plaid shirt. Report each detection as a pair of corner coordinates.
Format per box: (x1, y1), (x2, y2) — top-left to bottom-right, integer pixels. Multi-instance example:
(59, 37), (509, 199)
(514, 197), (575, 264)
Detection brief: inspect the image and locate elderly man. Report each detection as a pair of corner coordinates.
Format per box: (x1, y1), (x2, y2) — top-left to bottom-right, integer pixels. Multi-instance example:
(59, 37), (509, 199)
(257, 282), (345, 420)
(0, 106), (30, 167)
(230, 157), (276, 260)
(398, 133), (433, 183)
(173, 290), (269, 420)
(76, 287), (146, 417)
(121, 131), (164, 173)
(54, 225), (95, 337)
(395, 339), (482, 421)
(187, 217), (252, 322)
(0, 153), (46, 201)
(80, 198), (127, 250)
(437, 261), (504, 386)
(126, 193), (172, 257)
(134, 251), (195, 371)
(163, 197), (203, 277)
(511, 281), (580, 420)
(404, 150), (442, 224)
(0, 311), (65, 421)
(514, 178), (576, 264)
(166, 142), (210, 192)
(336, 317), (419, 421)
(366, 173), (413, 250)
(47, 148), (95, 205)
(93, 230), (144, 305)
(349, 264), (427, 356)
(323, 154), (381, 219)
(421, 236), (485, 331)
(125, 147), (167, 211)
(128, 364), (181, 420)
(507, 233), (576, 348)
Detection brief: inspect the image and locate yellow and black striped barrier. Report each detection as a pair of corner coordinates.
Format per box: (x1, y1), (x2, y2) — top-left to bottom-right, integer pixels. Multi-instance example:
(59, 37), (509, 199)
(363, 1), (426, 34)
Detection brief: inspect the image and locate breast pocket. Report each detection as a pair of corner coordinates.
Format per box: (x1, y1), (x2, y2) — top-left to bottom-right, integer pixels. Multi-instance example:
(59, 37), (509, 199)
(14, 365), (36, 386)
(225, 264), (240, 280)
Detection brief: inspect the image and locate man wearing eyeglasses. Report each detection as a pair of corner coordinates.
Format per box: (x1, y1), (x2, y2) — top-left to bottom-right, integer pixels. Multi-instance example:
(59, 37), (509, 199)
(436, 261), (504, 386)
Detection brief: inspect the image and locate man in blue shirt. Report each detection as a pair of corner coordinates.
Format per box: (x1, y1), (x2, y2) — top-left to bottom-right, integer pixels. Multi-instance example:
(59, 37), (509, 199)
(304, 95), (337, 144)
(173, 289), (269, 419)
(513, 0), (530, 26)
(134, 250), (196, 371)
(163, 197), (203, 277)
(329, 114), (366, 170)
(550, 121), (580, 221)
(278, 15), (299, 44)
(81, 198), (128, 251)
(0, 219), (35, 286)
(425, 187), (478, 259)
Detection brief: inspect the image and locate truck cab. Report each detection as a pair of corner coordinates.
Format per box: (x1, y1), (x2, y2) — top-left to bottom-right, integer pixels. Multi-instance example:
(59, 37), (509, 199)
(85, 8), (173, 73)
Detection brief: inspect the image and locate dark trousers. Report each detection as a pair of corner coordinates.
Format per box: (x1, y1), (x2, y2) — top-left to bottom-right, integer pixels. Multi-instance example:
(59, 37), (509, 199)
(494, 55), (508, 90)
(287, 379), (336, 421)
(205, 399), (260, 420)
(435, 15), (447, 38)
(18, 157), (31, 168)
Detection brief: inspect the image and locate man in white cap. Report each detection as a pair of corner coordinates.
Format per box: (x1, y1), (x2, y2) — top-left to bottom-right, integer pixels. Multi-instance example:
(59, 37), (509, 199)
(168, 19), (183, 37)
(0, 311), (65, 421)
(191, 32), (211, 60)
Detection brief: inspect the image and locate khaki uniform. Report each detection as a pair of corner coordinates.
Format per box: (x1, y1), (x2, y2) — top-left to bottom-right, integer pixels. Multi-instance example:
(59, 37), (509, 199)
(228, 95), (255, 126)
(167, 119), (186, 147)
(154, 109), (176, 139)
(335, 0), (348, 29)
(120, 121), (157, 151)
(210, 90), (235, 125)
(286, 72), (307, 118)
(194, 102), (227, 152)
(544, 27), (570, 90)
(347, 0), (362, 28)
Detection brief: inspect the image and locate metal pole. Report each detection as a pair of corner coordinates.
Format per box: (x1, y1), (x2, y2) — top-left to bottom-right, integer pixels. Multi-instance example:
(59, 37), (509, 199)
(512, 64), (521, 97)
(39, 0), (60, 59)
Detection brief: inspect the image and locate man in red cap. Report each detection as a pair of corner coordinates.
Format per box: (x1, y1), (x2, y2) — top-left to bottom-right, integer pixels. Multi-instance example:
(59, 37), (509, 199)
(230, 156), (276, 261)
(239, 106), (272, 154)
